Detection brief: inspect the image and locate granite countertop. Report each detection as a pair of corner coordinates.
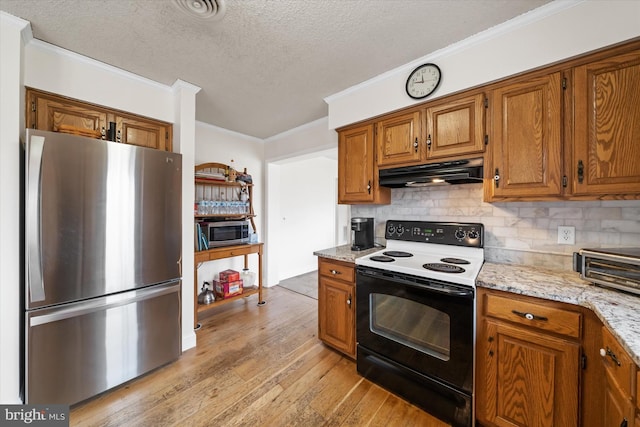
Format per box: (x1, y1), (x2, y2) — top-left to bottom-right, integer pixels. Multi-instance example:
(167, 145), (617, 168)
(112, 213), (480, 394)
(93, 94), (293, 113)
(313, 244), (382, 263)
(315, 246), (640, 366)
(478, 262), (640, 366)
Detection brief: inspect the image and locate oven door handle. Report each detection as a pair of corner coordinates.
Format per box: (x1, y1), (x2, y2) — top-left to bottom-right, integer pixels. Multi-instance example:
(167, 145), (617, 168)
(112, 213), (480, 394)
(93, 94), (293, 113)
(358, 268), (474, 298)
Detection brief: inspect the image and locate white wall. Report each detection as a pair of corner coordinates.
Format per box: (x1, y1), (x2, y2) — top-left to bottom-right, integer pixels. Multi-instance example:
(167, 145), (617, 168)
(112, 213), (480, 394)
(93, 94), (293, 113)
(0, 11), (28, 405)
(264, 117), (336, 162)
(326, 0), (640, 130)
(194, 122), (265, 283)
(277, 155), (337, 279)
(264, 118), (340, 284)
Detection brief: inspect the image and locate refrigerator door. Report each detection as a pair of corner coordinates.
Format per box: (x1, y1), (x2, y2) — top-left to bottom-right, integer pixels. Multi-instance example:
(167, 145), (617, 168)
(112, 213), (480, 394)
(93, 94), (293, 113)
(25, 280), (181, 405)
(25, 130), (182, 309)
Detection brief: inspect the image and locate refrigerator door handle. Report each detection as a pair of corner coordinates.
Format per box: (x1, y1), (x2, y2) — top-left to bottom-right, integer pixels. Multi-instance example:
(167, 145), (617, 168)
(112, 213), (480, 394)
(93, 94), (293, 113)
(29, 281), (180, 327)
(27, 134), (46, 302)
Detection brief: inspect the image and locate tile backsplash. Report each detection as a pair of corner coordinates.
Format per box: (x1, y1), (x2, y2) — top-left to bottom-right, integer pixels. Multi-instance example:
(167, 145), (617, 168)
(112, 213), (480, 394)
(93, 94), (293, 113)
(351, 184), (640, 270)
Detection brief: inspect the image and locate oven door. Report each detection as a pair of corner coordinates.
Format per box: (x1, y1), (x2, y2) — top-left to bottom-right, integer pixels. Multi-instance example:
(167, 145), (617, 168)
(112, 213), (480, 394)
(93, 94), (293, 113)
(356, 266), (474, 393)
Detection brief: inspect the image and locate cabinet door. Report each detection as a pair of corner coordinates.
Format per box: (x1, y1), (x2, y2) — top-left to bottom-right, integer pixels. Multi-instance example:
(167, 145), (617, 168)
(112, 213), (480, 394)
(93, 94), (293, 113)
(116, 115), (172, 151)
(572, 48), (640, 196)
(479, 319), (580, 427)
(425, 93), (486, 159)
(488, 72), (563, 200)
(603, 369), (635, 427)
(27, 89), (107, 134)
(376, 110), (422, 167)
(318, 277), (355, 358)
(338, 124), (389, 204)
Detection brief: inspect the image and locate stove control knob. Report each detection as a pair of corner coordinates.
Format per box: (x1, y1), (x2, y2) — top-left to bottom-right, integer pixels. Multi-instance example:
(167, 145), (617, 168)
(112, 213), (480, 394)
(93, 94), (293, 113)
(455, 230), (466, 240)
(397, 225), (405, 235)
(387, 224), (396, 235)
(468, 230), (479, 240)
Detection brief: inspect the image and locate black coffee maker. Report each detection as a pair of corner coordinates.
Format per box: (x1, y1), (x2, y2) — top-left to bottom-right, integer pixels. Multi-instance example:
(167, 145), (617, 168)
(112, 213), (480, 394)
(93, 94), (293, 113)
(351, 217), (374, 251)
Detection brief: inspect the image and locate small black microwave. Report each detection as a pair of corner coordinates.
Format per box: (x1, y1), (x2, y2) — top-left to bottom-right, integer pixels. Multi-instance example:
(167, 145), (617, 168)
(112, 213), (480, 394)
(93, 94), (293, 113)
(204, 220), (250, 247)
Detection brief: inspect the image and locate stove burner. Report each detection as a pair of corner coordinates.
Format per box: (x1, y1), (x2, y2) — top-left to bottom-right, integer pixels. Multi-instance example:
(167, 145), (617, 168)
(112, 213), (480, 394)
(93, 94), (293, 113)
(423, 263), (466, 273)
(383, 251), (413, 258)
(370, 255), (395, 263)
(440, 257), (470, 265)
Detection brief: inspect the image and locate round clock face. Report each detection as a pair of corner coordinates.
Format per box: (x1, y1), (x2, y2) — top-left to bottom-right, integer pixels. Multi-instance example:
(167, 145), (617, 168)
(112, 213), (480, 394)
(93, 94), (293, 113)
(406, 63), (441, 99)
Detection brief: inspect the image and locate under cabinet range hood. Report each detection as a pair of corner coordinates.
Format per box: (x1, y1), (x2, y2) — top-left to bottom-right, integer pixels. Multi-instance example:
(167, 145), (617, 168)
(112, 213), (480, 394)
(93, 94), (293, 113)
(379, 158), (484, 188)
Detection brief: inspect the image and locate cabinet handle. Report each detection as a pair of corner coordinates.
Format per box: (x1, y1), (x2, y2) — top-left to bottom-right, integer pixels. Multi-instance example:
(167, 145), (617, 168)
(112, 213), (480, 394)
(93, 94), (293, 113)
(367, 180), (371, 194)
(600, 347), (622, 366)
(414, 137), (419, 152)
(347, 293), (352, 308)
(488, 336), (494, 342)
(426, 134), (432, 150)
(620, 418), (628, 427)
(488, 350), (494, 357)
(494, 168), (500, 188)
(329, 269), (342, 275)
(511, 310), (548, 321)
(577, 160), (584, 183)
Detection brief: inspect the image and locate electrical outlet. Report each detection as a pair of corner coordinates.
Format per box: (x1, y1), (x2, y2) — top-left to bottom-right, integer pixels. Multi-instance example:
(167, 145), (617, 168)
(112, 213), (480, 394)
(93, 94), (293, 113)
(557, 226), (576, 245)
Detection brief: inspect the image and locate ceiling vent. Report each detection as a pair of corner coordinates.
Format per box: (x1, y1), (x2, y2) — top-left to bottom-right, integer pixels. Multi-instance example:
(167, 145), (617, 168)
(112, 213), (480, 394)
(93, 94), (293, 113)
(173, 0), (227, 21)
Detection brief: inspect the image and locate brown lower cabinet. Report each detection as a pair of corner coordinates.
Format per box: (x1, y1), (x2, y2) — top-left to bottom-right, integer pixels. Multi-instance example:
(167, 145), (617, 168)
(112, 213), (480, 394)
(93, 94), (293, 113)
(317, 257), (356, 359)
(476, 288), (581, 426)
(601, 326), (637, 427)
(476, 287), (639, 427)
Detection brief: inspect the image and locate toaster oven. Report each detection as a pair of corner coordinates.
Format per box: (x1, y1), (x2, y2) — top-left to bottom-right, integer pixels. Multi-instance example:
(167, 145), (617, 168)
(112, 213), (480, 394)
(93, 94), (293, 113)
(573, 248), (640, 296)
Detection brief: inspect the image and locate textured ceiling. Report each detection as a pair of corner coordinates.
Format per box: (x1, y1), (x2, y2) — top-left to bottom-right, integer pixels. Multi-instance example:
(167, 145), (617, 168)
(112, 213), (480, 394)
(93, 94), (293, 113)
(1, 0), (551, 139)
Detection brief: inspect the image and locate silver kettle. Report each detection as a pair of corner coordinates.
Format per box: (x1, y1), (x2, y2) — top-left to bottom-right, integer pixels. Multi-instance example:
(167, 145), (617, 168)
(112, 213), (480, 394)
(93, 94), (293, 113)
(198, 282), (215, 305)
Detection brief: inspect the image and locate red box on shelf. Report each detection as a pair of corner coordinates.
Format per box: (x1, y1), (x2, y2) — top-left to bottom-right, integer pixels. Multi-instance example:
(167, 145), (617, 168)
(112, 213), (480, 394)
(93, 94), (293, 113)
(213, 279), (244, 299)
(219, 269), (240, 283)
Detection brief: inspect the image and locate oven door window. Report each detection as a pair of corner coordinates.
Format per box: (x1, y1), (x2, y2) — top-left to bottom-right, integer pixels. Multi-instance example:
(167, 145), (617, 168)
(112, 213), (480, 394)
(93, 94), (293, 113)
(370, 293), (450, 361)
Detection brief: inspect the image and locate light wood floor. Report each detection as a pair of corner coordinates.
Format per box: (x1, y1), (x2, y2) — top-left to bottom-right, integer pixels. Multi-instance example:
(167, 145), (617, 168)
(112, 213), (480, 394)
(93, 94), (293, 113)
(70, 286), (448, 427)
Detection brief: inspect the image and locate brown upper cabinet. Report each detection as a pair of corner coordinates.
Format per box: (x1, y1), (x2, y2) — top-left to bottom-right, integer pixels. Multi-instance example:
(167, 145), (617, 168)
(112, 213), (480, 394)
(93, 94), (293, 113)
(115, 115), (172, 151)
(486, 72), (563, 200)
(572, 48), (640, 197)
(338, 123), (390, 204)
(26, 88), (173, 152)
(376, 92), (486, 168)
(27, 89), (109, 135)
(335, 40), (640, 203)
(486, 41), (640, 201)
(376, 110), (422, 167)
(424, 92), (486, 160)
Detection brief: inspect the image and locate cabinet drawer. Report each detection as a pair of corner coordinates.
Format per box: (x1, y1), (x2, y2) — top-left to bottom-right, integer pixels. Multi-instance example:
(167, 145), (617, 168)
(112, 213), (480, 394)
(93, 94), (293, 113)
(601, 326), (635, 397)
(319, 258), (355, 283)
(484, 293), (581, 339)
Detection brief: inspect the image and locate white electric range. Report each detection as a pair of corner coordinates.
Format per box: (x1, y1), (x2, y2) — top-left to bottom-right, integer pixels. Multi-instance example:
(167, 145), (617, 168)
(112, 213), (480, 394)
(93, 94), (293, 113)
(355, 220), (485, 287)
(355, 219), (485, 427)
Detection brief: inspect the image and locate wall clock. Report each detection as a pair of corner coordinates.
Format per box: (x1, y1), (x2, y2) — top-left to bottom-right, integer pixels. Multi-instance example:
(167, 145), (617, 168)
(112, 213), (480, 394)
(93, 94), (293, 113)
(405, 63), (441, 100)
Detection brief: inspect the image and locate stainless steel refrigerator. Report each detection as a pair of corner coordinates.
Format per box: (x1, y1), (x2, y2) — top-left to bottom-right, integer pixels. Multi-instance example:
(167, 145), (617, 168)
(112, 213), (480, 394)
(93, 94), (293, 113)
(23, 129), (182, 405)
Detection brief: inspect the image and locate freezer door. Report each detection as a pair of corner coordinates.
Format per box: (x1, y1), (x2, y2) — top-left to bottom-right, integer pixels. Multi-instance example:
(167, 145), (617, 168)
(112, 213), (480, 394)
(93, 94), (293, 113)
(25, 281), (181, 405)
(26, 130), (182, 308)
